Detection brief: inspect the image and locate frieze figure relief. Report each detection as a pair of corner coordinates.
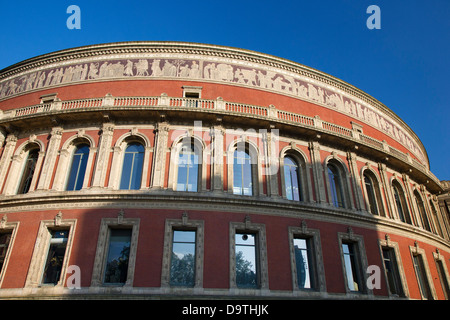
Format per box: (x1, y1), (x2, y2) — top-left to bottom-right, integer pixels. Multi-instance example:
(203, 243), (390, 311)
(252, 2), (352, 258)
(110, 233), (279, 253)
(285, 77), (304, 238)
(135, 59), (149, 76)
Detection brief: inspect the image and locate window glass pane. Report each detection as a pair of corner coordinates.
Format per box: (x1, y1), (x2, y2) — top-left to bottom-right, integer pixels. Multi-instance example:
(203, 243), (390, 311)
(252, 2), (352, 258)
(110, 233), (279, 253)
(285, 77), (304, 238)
(415, 193), (431, 231)
(393, 185), (405, 222)
(0, 232), (12, 273)
(119, 143), (144, 190)
(235, 233), (257, 288)
(18, 149), (39, 194)
(328, 165), (343, 208)
(413, 255), (432, 299)
(284, 157), (301, 201)
(242, 157), (252, 196)
(382, 247), (404, 296)
(129, 150), (144, 190)
(233, 150), (252, 196)
(436, 260), (450, 299)
(364, 174), (378, 215)
(42, 230), (69, 285)
(177, 144), (199, 192)
(294, 238), (312, 289)
(170, 230), (196, 286)
(104, 229), (131, 284)
(342, 243), (360, 292)
(233, 153), (243, 194)
(66, 144), (90, 191)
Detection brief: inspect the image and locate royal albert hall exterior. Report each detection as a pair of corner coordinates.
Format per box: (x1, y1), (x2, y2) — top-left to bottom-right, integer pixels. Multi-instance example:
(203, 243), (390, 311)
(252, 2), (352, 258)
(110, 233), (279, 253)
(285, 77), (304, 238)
(0, 41), (448, 300)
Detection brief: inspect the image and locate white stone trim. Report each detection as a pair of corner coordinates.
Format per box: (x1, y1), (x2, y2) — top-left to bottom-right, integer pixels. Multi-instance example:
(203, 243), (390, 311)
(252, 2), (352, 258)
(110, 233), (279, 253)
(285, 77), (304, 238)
(24, 213), (76, 288)
(377, 235), (409, 298)
(167, 132), (207, 192)
(0, 215), (19, 288)
(229, 217), (269, 292)
(409, 242), (437, 300)
(90, 211), (140, 287)
(279, 145), (313, 203)
(288, 222), (326, 294)
(337, 228), (372, 297)
(226, 137), (263, 196)
(160, 213), (204, 289)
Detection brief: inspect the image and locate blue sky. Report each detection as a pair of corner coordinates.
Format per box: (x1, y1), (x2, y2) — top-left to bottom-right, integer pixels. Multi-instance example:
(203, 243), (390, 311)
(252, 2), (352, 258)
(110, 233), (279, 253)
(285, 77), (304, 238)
(1, 0), (449, 180)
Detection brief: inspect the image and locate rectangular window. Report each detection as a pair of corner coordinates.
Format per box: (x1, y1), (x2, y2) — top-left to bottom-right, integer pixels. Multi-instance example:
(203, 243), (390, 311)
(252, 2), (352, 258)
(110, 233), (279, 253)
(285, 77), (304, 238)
(293, 238), (314, 289)
(41, 229), (69, 285)
(104, 229), (132, 284)
(342, 242), (361, 292)
(170, 230), (196, 286)
(235, 232), (257, 288)
(183, 85), (202, 108)
(382, 247), (404, 296)
(436, 260), (450, 300)
(412, 254), (433, 299)
(0, 231), (12, 274)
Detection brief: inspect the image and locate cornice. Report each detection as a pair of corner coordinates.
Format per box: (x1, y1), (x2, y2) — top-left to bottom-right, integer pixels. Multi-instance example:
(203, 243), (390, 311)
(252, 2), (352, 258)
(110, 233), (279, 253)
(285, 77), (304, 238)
(0, 190), (448, 250)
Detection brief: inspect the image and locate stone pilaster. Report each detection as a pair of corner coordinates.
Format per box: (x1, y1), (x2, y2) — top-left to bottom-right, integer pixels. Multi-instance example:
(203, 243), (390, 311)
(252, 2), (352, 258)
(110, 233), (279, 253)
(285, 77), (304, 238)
(309, 141), (326, 204)
(151, 122), (169, 189)
(347, 151), (364, 211)
(0, 134), (17, 193)
(211, 125), (224, 192)
(91, 123), (114, 188)
(36, 127), (63, 190)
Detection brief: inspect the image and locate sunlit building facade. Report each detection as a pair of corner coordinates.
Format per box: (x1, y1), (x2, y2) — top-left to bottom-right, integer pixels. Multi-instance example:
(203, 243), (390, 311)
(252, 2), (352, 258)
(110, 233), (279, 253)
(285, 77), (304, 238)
(0, 42), (449, 299)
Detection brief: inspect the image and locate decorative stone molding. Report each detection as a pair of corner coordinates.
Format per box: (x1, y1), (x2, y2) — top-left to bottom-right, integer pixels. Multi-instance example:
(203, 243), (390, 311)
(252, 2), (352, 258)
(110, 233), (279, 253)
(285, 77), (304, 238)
(160, 212), (204, 289)
(288, 222), (326, 294)
(229, 217), (269, 291)
(24, 214), (76, 288)
(90, 211), (140, 288)
(408, 242), (437, 300)
(0, 215), (19, 288)
(91, 123), (114, 188)
(337, 229), (372, 296)
(378, 235), (410, 298)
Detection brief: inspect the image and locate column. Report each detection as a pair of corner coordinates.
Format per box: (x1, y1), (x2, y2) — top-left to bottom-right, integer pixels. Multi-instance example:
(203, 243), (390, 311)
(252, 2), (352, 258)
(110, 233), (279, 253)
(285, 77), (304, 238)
(347, 151), (364, 211)
(264, 129), (280, 198)
(151, 122), (169, 189)
(378, 163), (395, 219)
(91, 123), (115, 188)
(36, 127), (63, 190)
(211, 125), (224, 192)
(0, 134), (17, 193)
(308, 141), (327, 204)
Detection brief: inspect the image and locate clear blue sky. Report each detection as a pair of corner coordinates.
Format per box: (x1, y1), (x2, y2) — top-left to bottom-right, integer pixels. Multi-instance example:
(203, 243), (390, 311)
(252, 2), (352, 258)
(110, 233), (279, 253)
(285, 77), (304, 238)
(0, 0), (448, 180)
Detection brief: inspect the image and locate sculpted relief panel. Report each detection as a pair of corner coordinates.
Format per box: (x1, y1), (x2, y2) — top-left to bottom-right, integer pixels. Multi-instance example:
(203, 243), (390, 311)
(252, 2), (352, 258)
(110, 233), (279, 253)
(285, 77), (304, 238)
(0, 55), (425, 164)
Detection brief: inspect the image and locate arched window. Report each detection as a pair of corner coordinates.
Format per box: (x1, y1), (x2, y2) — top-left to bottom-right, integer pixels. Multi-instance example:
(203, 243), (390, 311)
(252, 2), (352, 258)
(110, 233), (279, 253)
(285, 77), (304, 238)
(17, 148), (39, 194)
(283, 156), (303, 201)
(66, 144), (90, 191)
(176, 142), (200, 192)
(363, 171), (384, 216)
(233, 148), (253, 196)
(364, 173), (378, 215)
(414, 191), (431, 232)
(119, 143), (144, 190)
(392, 181), (411, 224)
(429, 200), (444, 237)
(327, 163), (344, 208)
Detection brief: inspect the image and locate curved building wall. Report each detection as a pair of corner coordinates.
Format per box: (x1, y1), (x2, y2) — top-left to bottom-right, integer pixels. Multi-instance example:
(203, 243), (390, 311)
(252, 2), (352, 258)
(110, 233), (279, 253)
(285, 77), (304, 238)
(0, 42), (448, 299)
